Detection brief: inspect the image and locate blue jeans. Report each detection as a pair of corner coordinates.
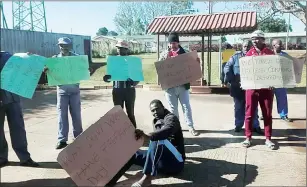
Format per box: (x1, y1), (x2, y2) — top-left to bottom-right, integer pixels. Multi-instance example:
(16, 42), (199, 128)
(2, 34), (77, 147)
(107, 141), (184, 186)
(274, 88), (288, 118)
(57, 86), (83, 143)
(165, 86), (194, 128)
(233, 97), (259, 128)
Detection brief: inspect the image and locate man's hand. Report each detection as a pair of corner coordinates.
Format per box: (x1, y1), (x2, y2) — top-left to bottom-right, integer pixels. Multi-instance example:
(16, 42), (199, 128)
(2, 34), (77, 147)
(196, 57), (200, 64)
(135, 129), (151, 140)
(103, 75), (111, 82)
(43, 67), (49, 73)
(127, 78), (134, 83)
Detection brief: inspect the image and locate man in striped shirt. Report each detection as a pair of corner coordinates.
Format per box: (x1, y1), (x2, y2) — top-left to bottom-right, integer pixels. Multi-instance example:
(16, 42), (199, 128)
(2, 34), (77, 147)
(103, 40), (138, 127)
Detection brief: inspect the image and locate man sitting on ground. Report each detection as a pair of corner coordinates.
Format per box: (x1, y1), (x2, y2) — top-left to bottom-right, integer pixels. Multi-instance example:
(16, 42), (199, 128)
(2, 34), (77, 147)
(106, 99), (185, 187)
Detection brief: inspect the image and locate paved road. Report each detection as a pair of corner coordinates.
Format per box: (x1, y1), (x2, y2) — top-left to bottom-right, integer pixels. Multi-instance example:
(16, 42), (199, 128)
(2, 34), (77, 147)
(1, 90), (306, 186)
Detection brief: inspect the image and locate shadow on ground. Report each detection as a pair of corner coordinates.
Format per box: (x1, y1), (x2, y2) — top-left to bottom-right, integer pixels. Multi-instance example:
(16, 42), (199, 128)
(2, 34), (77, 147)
(20, 90), (111, 117)
(1, 157), (258, 187)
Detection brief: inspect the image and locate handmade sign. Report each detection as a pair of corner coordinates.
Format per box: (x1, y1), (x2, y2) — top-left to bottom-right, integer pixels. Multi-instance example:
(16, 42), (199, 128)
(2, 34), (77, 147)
(107, 56), (144, 81)
(292, 57), (304, 83)
(0, 53), (46, 99)
(57, 106), (144, 187)
(239, 55), (296, 89)
(45, 55), (90, 86)
(155, 51), (202, 90)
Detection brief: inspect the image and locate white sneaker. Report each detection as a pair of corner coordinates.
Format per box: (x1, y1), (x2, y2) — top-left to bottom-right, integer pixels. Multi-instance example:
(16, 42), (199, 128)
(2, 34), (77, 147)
(189, 127), (199, 136)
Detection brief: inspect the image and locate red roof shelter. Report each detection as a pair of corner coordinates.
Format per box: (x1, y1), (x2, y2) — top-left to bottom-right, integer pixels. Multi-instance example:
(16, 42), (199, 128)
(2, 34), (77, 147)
(146, 11), (257, 86)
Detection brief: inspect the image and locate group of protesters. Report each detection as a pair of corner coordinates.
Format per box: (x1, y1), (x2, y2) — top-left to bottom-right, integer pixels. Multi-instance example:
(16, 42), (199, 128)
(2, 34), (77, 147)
(0, 29), (300, 187)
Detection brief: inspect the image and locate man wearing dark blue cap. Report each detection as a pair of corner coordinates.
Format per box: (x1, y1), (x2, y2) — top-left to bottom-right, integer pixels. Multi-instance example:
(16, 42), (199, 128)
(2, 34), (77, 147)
(0, 51), (39, 168)
(159, 32), (199, 136)
(45, 37), (83, 149)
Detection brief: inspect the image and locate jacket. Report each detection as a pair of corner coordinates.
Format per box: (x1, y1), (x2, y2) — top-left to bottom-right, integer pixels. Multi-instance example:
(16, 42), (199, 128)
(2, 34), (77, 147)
(159, 46), (190, 90)
(150, 109), (186, 161)
(0, 51), (21, 106)
(224, 51), (246, 98)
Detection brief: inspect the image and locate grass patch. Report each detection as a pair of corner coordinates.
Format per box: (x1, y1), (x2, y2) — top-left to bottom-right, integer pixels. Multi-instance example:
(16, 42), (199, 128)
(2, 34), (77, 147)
(81, 51), (306, 87)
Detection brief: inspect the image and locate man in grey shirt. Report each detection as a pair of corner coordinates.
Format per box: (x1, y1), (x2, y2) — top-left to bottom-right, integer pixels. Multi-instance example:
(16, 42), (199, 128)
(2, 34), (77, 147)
(45, 37), (83, 149)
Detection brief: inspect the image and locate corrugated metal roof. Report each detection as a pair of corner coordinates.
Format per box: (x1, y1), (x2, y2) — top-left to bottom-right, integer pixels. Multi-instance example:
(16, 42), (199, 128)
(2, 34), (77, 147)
(147, 11), (257, 35)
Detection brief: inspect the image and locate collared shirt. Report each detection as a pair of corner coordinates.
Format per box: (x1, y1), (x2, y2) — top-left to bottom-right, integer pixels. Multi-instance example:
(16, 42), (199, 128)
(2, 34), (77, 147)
(53, 52), (80, 95)
(224, 51), (245, 84)
(0, 51), (20, 106)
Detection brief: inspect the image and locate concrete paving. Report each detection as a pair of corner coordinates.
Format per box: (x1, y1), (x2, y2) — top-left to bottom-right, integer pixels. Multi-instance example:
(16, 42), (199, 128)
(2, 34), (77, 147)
(1, 89), (306, 187)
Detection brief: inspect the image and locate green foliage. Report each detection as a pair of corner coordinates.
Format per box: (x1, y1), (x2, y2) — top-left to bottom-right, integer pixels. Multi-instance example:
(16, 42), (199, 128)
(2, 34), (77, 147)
(96, 27), (109, 36)
(114, 1), (194, 35)
(257, 17), (292, 32)
(108, 31), (118, 36)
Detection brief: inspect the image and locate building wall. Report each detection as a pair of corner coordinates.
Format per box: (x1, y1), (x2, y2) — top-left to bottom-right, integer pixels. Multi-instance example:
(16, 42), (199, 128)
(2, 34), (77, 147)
(1, 28), (91, 57)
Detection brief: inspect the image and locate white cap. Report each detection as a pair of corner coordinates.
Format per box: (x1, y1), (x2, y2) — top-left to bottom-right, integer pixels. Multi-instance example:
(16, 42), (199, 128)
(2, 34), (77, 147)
(115, 40), (129, 49)
(251, 30), (265, 39)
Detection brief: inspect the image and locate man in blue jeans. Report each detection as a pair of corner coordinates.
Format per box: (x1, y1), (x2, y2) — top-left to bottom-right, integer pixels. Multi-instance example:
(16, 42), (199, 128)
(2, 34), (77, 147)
(271, 39), (293, 122)
(224, 41), (263, 134)
(45, 37), (83, 149)
(0, 51), (39, 167)
(106, 99), (185, 187)
(159, 32), (199, 136)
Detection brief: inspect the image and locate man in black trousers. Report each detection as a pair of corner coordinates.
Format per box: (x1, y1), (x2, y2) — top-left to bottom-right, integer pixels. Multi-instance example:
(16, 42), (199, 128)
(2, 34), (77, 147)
(103, 40), (138, 127)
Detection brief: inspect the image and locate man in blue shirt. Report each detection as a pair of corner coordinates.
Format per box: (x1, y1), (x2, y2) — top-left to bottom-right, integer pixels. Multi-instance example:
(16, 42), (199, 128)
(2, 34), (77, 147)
(45, 37), (84, 149)
(224, 41), (263, 134)
(271, 39), (292, 122)
(0, 51), (39, 167)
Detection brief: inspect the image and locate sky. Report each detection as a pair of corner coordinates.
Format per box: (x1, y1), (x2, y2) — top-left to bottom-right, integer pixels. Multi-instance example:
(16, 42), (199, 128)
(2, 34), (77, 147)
(1, 1), (306, 44)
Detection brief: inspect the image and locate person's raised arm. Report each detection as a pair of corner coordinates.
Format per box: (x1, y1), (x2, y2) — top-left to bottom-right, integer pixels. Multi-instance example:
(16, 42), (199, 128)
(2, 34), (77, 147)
(149, 115), (180, 141)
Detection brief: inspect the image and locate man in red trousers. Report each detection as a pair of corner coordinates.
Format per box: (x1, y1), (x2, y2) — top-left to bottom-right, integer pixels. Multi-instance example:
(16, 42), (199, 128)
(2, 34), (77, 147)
(242, 30), (276, 150)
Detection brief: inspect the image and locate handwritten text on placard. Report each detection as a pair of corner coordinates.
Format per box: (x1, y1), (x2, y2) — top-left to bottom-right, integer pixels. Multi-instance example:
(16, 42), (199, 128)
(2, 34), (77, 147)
(239, 55), (296, 89)
(155, 51), (202, 90)
(57, 106), (144, 186)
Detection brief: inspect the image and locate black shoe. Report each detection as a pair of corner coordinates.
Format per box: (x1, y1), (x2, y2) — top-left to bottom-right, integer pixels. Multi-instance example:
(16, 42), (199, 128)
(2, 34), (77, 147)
(253, 127), (264, 135)
(0, 160), (8, 168)
(234, 127), (242, 132)
(20, 158), (39, 167)
(281, 116), (293, 122)
(56, 142), (68, 149)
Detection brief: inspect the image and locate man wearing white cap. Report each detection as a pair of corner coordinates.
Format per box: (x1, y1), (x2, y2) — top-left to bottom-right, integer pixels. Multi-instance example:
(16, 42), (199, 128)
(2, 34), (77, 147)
(45, 37), (83, 149)
(242, 30), (276, 150)
(103, 40), (139, 127)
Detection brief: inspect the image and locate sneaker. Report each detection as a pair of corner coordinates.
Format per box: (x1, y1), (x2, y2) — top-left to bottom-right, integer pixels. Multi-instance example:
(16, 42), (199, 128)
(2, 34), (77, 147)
(265, 140), (276, 150)
(20, 158), (39, 167)
(189, 128), (200, 136)
(281, 116), (293, 122)
(242, 139), (252, 148)
(56, 142), (68, 149)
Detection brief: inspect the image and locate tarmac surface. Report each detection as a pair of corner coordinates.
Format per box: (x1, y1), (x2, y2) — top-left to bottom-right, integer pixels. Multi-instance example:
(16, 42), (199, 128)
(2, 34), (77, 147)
(1, 89), (306, 187)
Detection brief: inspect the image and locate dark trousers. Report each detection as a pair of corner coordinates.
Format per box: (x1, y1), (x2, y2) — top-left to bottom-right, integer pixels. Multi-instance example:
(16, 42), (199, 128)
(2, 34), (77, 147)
(0, 102), (31, 162)
(244, 89), (273, 139)
(220, 63), (227, 84)
(107, 141), (184, 186)
(112, 88), (136, 127)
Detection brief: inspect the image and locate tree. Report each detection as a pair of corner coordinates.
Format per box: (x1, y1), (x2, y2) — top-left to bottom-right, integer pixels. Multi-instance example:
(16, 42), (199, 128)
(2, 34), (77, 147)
(257, 16), (292, 32)
(108, 31), (118, 36)
(113, 1), (194, 35)
(96, 27), (109, 36)
(270, 1), (306, 24)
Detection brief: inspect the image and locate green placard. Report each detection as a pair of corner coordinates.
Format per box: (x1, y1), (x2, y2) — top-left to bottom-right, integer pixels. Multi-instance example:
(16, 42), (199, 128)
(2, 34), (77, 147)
(45, 55), (90, 86)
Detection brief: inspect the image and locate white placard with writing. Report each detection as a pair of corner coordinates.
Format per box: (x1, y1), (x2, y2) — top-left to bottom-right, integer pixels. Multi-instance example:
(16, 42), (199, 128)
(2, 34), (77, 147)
(57, 106), (144, 187)
(239, 55), (296, 89)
